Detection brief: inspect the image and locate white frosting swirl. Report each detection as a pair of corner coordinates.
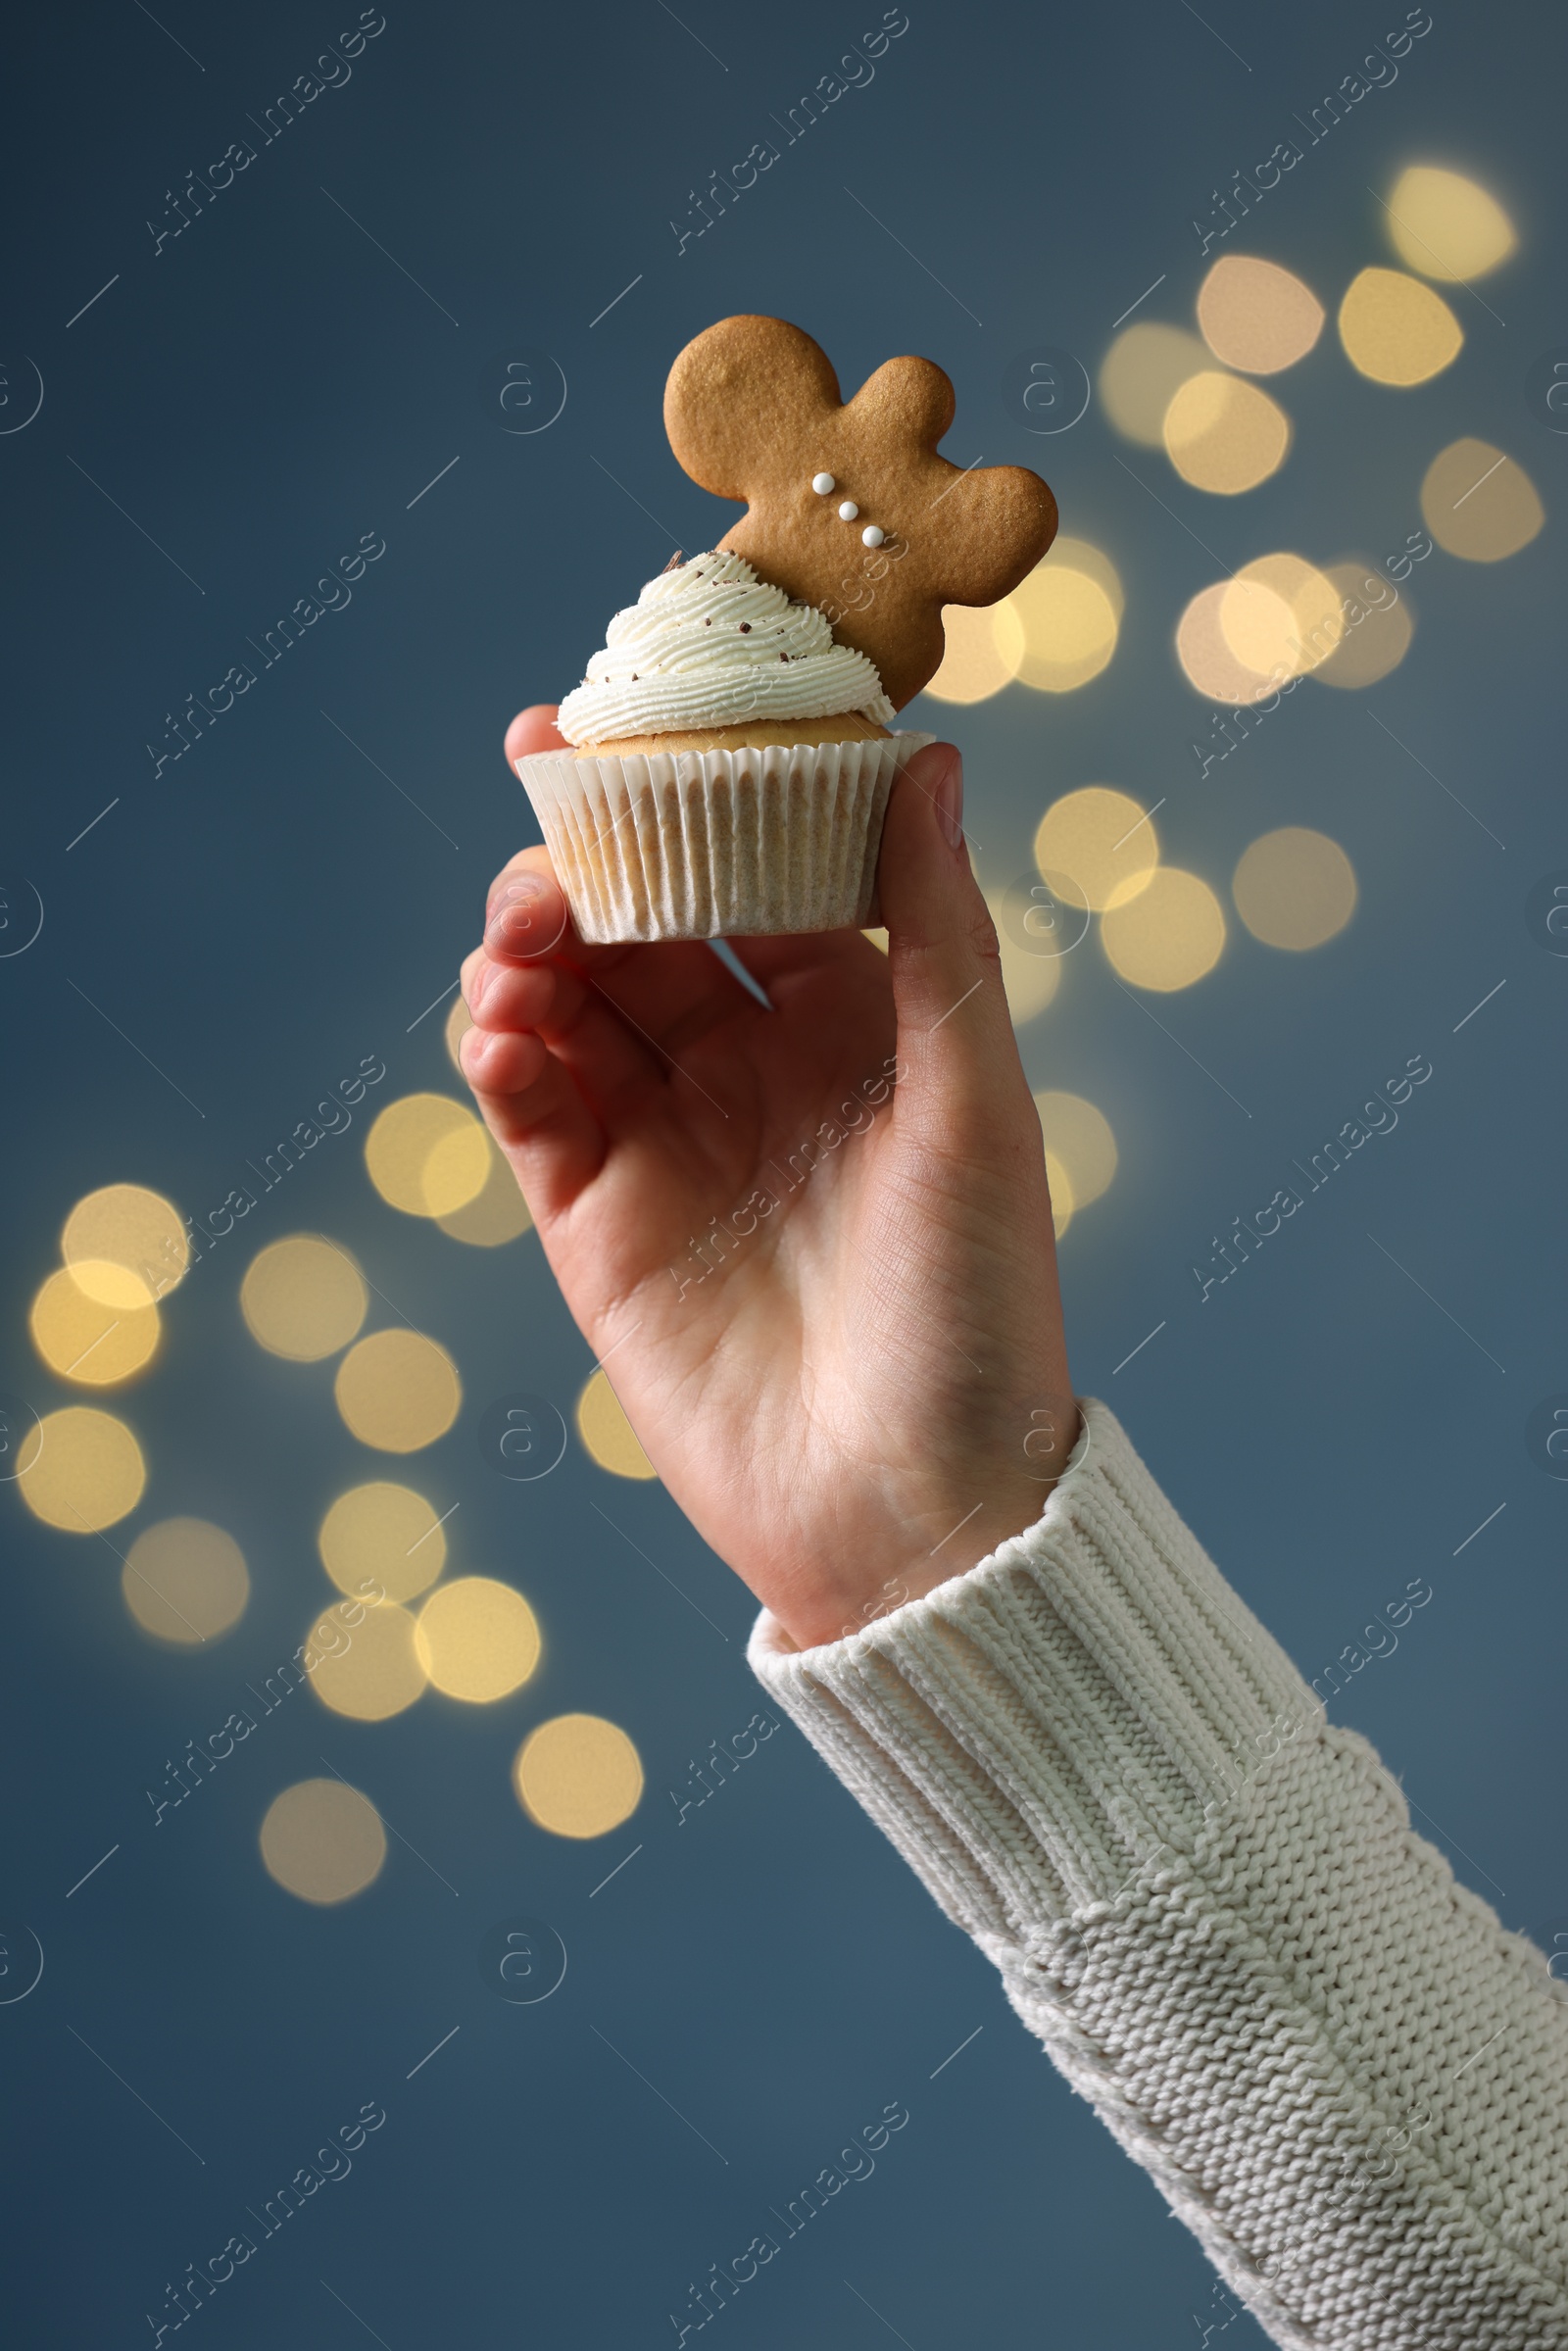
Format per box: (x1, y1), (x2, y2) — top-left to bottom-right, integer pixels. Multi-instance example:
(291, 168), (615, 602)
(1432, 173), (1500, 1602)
(555, 552), (895, 745)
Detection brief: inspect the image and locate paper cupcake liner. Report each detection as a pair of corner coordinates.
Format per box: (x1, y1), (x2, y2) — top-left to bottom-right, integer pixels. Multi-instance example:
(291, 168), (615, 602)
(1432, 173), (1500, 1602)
(514, 732), (936, 942)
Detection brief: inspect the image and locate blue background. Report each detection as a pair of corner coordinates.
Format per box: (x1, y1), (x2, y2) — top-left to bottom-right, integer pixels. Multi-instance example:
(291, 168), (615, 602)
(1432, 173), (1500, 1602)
(2, 0), (1563, 2343)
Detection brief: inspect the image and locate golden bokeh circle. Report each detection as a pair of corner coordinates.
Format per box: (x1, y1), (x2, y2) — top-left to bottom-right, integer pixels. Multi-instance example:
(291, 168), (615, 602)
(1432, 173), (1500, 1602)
(1033, 788), (1157, 914)
(17, 1406), (146, 1532)
(122, 1517), (250, 1644)
(30, 1265), (160, 1386)
(1197, 255), (1324, 373)
(1338, 268), (1462, 386)
(335, 1330), (462, 1453)
(1101, 868), (1226, 991)
(416, 1578), (541, 1703)
(62, 1185), (187, 1306)
(1313, 562), (1415, 688)
(1100, 322), (1211, 445)
(308, 1600), (427, 1720)
(260, 1779), (386, 1904)
(445, 993), (474, 1074)
(575, 1368), (656, 1479)
(1176, 582), (1286, 706)
(1233, 829), (1358, 952)
(1222, 555), (1344, 680)
(1420, 438), (1544, 562)
(366, 1094), (491, 1218)
(999, 542), (1122, 694)
(514, 1714), (644, 1838)
(1385, 167), (1515, 281)
(240, 1234), (368, 1361)
(922, 604), (1022, 705)
(1034, 1093), (1118, 1210)
(318, 1481), (447, 1604)
(435, 1139), (534, 1248)
(1044, 1151), (1073, 1242)
(1162, 371), (1291, 494)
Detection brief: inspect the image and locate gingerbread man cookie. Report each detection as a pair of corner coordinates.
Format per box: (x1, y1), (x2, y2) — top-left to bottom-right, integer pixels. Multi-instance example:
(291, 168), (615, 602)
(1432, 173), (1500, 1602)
(663, 315), (1057, 710)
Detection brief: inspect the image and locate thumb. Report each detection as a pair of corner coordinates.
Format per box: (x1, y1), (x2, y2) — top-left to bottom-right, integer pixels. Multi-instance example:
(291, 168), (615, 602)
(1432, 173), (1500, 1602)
(874, 741), (1028, 1132)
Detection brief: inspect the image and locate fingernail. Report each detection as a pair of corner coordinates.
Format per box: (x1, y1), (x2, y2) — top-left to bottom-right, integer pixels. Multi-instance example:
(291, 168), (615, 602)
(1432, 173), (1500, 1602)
(932, 752), (964, 853)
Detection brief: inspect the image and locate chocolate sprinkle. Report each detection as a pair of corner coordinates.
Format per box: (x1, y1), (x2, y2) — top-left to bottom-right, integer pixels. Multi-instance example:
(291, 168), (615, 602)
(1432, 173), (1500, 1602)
(739, 622), (751, 633)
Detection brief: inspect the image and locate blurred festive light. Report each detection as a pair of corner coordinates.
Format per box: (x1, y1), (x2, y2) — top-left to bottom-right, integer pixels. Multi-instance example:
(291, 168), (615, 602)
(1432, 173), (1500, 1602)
(984, 893), (1062, 1027)
(1044, 1153), (1073, 1241)
(17, 1406), (145, 1531)
(240, 1234), (368, 1361)
(335, 1330), (461, 1452)
(1162, 371), (1291, 494)
(1313, 561), (1415, 688)
(30, 1265), (160, 1385)
(318, 1481), (447, 1604)
(1384, 167), (1516, 281)
(365, 1094), (491, 1217)
(1176, 583), (1277, 705)
(1197, 255), (1325, 373)
(1033, 788), (1157, 913)
(1233, 829), (1358, 951)
(445, 993), (473, 1074)
(1222, 555), (1344, 679)
(1099, 322), (1210, 445)
(1338, 269), (1462, 385)
(415, 1578), (541, 1703)
(435, 1138), (534, 1247)
(1420, 438), (1544, 561)
(513, 1713), (644, 1838)
(998, 539), (1122, 693)
(922, 604), (1020, 704)
(122, 1517), (250, 1644)
(62, 1185), (187, 1307)
(575, 1368), (656, 1479)
(260, 1778), (386, 1904)
(308, 1599), (426, 1720)
(1034, 1093), (1119, 1209)
(1101, 869), (1226, 991)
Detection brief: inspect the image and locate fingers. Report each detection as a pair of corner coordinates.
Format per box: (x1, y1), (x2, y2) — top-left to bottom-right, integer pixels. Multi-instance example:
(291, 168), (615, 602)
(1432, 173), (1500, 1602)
(460, 1020), (608, 1214)
(506, 704), (568, 762)
(875, 742), (1033, 1142)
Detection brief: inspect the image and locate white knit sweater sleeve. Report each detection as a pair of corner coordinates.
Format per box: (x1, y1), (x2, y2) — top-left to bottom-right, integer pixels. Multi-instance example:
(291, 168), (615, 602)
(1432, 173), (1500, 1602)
(747, 1398), (1568, 2350)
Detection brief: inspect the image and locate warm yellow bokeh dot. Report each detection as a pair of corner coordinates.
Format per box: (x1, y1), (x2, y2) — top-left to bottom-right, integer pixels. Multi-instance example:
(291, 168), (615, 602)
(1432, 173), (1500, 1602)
(335, 1330), (462, 1452)
(1339, 269), (1462, 386)
(514, 1714), (644, 1838)
(1176, 582), (1284, 706)
(985, 893), (1063, 1028)
(1044, 1151), (1073, 1242)
(308, 1599), (427, 1720)
(1313, 563), (1415, 689)
(17, 1406), (146, 1532)
(1233, 828), (1358, 951)
(122, 1517), (250, 1644)
(366, 1094), (491, 1217)
(30, 1266), (160, 1386)
(1222, 555), (1344, 679)
(1034, 1093), (1118, 1210)
(240, 1235), (368, 1361)
(921, 604), (1021, 705)
(1163, 372), (1291, 494)
(416, 1578), (541, 1703)
(1385, 167), (1516, 282)
(261, 1779), (386, 1904)
(1100, 322), (1211, 445)
(1101, 868), (1226, 991)
(435, 1139), (534, 1248)
(1034, 788), (1157, 914)
(1420, 438), (1544, 562)
(999, 541), (1122, 694)
(445, 993), (473, 1075)
(1197, 255), (1325, 373)
(62, 1185), (187, 1306)
(575, 1368), (656, 1479)
(318, 1481), (446, 1604)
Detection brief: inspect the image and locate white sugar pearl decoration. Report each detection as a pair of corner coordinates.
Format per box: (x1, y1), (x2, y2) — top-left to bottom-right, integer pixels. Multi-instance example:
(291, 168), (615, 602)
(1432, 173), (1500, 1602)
(811, 472), (835, 495)
(838, 500), (858, 521)
(861, 524), (885, 548)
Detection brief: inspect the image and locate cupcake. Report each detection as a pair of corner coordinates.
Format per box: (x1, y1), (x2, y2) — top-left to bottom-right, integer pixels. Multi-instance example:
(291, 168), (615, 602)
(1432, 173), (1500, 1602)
(516, 553), (932, 942)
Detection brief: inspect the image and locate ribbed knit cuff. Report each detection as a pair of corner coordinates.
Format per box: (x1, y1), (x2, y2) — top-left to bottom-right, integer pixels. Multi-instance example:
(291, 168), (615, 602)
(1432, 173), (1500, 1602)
(747, 1397), (1315, 1946)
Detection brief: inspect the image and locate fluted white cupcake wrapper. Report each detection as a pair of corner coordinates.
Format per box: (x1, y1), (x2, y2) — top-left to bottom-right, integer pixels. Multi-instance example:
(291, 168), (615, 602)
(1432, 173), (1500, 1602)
(515, 733), (936, 943)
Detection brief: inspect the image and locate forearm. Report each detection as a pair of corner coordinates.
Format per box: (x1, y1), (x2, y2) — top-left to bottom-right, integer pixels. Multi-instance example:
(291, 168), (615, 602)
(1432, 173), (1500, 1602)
(749, 1400), (1568, 2349)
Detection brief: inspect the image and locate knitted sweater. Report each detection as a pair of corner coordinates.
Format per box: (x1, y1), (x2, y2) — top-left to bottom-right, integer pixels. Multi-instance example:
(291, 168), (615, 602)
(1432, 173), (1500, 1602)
(747, 1399), (1568, 2349)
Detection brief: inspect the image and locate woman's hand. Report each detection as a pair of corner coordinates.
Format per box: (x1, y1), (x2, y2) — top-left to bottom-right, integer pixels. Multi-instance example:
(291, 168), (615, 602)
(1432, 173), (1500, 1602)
(460, 707), (1075, 1650)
